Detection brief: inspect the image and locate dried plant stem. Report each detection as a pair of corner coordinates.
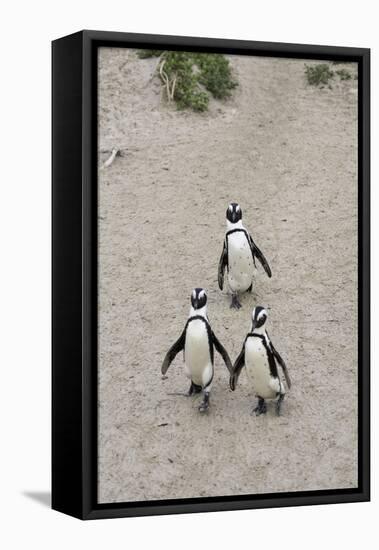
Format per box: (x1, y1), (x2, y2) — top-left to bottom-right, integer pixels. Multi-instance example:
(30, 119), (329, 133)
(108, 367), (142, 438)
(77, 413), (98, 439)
(170, 75), (177, 100)
(146, 52), (166, 85)
(100, 147), (119, 170)
(158, 59), (177, 103)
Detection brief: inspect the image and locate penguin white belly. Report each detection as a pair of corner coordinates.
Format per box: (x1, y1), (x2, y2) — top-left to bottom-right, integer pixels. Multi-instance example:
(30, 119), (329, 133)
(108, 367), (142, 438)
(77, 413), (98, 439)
(184, 319), (213, 387)
(227, 232), (255, 292)
(245, 337), (280, 399)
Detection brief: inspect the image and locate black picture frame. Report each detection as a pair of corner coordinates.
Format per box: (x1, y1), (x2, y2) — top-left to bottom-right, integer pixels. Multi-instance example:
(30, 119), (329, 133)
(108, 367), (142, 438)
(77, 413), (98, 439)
(52, 30), (370, 520)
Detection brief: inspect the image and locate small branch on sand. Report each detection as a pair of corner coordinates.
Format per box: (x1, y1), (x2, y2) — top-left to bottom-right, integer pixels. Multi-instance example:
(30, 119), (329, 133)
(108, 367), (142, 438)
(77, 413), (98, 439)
(100, 148), (120, 170)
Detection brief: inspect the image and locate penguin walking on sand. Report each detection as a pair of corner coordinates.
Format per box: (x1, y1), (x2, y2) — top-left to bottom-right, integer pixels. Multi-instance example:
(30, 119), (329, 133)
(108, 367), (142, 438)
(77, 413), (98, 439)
(162, 288), (233, 413)
(218, 203), (272, 309)
(230, 306), (291, 416)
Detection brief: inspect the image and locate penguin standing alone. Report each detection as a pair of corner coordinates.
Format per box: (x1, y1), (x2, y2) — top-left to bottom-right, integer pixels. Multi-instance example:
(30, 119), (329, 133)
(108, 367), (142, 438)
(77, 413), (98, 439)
(162, 288), (233, 413)
(230, 306), (291, 416)
(218, 203), (272, 309)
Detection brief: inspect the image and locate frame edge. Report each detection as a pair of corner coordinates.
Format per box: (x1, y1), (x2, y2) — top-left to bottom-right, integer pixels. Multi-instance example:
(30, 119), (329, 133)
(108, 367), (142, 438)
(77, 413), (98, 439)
(52, 30), (86, 520)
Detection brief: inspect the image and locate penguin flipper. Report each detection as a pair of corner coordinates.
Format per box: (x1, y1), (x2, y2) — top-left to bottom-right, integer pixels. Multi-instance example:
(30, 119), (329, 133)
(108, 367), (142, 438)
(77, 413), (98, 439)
(161, 329), (186, 375)
(230, 343), (246, 390)
(218, 241), (227, 290)
(270, 342), (291, 389)
(212, 332), (233, 374)
(249, 234), (272, 278)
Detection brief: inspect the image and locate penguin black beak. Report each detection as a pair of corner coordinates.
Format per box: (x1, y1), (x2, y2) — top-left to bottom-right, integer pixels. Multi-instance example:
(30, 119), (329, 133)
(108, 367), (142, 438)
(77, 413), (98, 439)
(251, 319), (257, 332)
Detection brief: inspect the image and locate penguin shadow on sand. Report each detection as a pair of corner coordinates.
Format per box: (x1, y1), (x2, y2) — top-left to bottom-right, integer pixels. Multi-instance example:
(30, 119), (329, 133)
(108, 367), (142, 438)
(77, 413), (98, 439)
(161, 203), (291, 417)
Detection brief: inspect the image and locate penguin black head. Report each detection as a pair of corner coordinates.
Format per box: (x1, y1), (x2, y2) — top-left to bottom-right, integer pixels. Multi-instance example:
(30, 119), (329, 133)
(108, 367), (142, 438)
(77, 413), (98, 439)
(191, 288), (207, 310)
(226, 202), (242, 224)
(251, 306), (268, 332)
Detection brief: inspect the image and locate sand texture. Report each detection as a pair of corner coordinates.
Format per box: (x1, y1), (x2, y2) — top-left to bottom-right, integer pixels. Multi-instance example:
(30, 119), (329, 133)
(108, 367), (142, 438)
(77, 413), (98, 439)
(97, 48), (358, 503)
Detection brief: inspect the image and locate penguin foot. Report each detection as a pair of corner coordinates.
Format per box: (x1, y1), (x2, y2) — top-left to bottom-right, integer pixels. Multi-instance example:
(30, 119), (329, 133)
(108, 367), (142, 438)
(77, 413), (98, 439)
(252, 398), (267, 416)
(230, 295), (242, 309)
(276, 394), (285, 416)
(189, 382), (202, 396)
(198, 393), (210, 413)
(252, 404), (267, 416)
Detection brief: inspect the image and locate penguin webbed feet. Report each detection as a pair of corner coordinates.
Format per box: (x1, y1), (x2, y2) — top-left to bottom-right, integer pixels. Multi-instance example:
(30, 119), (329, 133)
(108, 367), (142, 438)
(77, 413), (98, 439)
(276, 393), (285, 416)
(252, 397), (267, 416)
(230, 294), (242, 310)
(198, 391), (210, 413)
(188, 382), (203, 396)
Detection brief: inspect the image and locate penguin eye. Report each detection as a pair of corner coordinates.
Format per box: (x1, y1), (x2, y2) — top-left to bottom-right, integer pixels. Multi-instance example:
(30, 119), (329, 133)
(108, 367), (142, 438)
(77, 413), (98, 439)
(254, 308), (267, 326)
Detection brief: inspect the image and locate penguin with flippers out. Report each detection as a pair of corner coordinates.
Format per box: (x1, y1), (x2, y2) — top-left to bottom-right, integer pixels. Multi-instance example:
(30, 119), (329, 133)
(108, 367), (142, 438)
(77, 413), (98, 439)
(162, 288), (233, 413)
(230, 306), (291, 416)
(218, 203), (272, 309)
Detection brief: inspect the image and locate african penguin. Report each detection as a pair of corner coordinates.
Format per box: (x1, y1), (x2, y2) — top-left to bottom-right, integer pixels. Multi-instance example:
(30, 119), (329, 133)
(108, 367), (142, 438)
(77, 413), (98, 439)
(218, 203), (272, 309)
(230, 306), (291, 416)
(161, 288), (233, 413)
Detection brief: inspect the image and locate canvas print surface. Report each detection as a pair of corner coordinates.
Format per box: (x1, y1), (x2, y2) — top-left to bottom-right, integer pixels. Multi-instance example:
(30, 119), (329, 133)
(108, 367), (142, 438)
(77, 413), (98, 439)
(97, 47), (358, 503)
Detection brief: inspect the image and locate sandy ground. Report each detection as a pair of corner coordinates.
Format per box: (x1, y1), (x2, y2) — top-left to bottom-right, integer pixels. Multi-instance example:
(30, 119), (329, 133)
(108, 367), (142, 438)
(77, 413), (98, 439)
(97, 48), (358, 503)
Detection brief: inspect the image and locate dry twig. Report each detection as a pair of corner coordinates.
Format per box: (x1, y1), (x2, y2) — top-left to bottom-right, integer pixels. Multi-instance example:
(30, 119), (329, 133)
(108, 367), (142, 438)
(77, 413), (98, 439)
(100, 147), (120, 170)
